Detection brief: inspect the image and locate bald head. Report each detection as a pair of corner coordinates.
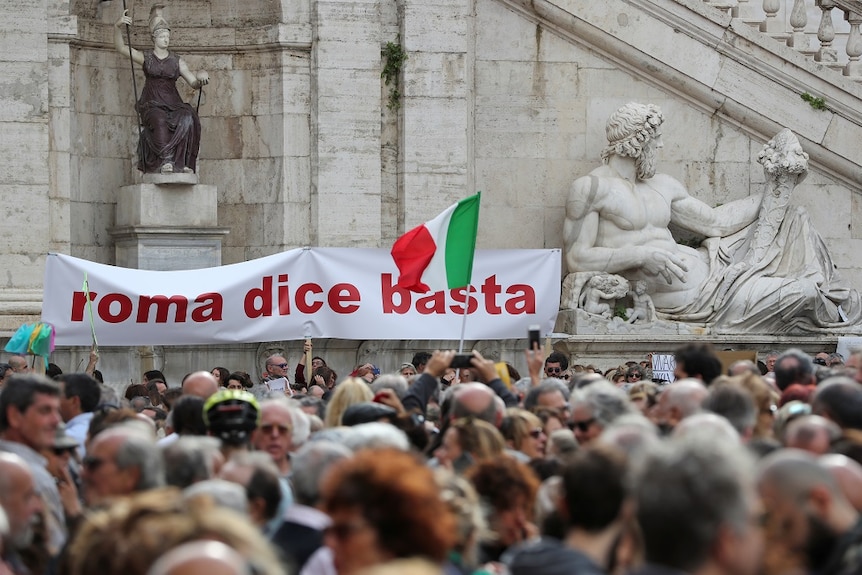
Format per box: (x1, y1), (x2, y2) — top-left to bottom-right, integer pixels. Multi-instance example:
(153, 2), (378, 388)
(182, 371), (219, 399)
(7, 356), (29, 373)
(657, 378), (708, 428)
(821, 454), (862, 512)
(758, 449), (845, 503)
(0, 452), (30, 492)
(728, 360), (760, 377)
(147, 541), (252, 575)
(0, 452), (40, 548)
(784, 415), (841, 455)
(450, 383), (499, 425)
(673, 412), (740, 444)
(758, 449), (862, 559)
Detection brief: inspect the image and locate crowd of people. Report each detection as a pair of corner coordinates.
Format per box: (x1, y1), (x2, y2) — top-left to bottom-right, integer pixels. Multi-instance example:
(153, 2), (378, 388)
(1, 341), (862, 575)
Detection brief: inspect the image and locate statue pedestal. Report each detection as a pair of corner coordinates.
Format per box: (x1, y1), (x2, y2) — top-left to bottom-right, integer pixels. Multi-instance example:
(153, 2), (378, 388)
(110, 180), (229, 271)
(551, 333), (842, 371)
(555, 309), (709, 337)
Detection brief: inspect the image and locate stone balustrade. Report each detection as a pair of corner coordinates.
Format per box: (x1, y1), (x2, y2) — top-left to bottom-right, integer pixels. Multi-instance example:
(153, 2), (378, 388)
(706, 0), (862, 79)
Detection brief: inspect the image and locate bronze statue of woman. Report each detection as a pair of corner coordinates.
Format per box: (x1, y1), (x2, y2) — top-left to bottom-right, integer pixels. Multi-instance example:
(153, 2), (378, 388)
(114, 6), (209, 174)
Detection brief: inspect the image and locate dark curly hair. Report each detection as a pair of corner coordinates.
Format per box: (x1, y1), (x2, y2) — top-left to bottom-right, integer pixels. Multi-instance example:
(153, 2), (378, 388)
(321, 449), (456, 562)
(466, 456), (540, 514)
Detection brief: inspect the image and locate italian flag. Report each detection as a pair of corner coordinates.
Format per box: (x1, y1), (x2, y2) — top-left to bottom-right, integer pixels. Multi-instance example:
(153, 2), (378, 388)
(391, 192), (481, 293)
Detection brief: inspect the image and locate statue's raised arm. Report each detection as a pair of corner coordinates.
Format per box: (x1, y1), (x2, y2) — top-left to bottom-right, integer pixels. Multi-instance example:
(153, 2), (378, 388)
(114, 5), (209, 175)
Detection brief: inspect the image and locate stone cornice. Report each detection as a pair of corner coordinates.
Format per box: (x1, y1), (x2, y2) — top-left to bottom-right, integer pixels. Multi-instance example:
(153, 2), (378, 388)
(0, 289), (43, 312)
(109, 226), (232, 240)
(68, 21), (312, 53)
(499, 0), (862, 187)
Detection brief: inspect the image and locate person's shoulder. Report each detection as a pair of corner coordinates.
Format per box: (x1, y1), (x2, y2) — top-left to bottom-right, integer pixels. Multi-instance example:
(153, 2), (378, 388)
(509, 539), (605, 575)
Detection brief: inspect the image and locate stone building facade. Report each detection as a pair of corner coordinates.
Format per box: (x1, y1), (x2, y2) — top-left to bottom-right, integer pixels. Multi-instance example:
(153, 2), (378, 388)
(2, 0), (861, 382)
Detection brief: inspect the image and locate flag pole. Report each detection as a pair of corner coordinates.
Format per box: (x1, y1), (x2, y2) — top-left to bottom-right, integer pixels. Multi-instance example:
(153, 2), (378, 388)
(457, 287), (472, 353)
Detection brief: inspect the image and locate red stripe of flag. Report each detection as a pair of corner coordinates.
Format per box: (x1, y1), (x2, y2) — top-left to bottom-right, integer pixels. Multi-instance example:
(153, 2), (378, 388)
(390, 225), (437, 293)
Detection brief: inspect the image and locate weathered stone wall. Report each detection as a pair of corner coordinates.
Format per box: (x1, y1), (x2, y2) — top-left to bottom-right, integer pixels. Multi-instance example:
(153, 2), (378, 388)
(0, 0), (52, 331)
(1, 0), (861, 382)
(67, 1), (312, 266)
(27, 0), (862, 296)
(470, 0), (862, 288)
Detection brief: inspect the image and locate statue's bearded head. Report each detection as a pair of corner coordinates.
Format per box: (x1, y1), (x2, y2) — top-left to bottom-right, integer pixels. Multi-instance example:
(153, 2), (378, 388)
(601, 103), (664, 180)
(636, 137), (658, 180)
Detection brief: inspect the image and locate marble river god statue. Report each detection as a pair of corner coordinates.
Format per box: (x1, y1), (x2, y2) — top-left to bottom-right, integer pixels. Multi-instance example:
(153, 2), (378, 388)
(114, 5), (209, 174)
(563, 102), (861, 333)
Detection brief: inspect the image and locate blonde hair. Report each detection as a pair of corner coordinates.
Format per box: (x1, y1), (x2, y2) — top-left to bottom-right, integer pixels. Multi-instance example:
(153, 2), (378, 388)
(433, 470), (487, 569)
(500, 408), (543, 451)
(358, 558), (444, 575)
(731, 373), (779, 439)
(449, 417), (506, 461)
(324, 377), (374, 427)
(67, 488), (281, 575)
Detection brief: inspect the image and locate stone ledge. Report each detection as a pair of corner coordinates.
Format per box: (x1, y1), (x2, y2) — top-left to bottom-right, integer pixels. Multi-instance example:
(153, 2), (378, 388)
(142, 172), (199, 185)
(109, 225), (231, 241)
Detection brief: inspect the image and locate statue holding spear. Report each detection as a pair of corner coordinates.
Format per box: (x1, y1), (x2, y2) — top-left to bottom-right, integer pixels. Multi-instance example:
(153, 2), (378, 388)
(114, 5), (209, 175)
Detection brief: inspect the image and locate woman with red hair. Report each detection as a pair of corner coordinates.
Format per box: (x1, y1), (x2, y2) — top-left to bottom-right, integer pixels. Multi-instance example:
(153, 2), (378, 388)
(321, 449), (457, 575)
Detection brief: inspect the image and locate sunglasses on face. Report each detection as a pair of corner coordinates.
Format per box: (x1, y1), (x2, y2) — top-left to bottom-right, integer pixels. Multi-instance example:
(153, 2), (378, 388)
(546, 367), (562, 374)
(260, 424), (291, 436)
(271, 363), (289, 369)
(82, 455), (107, 471)
(569, 417), (596, 432)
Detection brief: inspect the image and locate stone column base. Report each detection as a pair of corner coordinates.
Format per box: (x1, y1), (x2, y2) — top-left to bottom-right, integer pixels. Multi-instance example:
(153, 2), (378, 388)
(111, 180), (229, 271)
(110, 225), (230, 271)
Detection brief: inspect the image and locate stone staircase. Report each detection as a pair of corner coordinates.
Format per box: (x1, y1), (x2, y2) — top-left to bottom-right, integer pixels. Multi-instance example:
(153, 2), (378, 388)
(713, 0), (862, 78)
(501, 0), (862, 188)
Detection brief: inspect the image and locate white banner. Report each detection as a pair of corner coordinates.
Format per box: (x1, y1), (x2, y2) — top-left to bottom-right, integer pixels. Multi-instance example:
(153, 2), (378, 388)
(42, 248), (561, 346)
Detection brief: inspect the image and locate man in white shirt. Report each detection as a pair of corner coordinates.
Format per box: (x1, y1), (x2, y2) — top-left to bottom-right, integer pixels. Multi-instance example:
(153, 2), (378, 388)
(56, 373), (101, 457)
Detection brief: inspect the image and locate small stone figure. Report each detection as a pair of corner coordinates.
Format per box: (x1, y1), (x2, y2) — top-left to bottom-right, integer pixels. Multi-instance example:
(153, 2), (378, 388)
(114, 5), (209, 174)
(580, 274), (630, 318)
(627, 280), (656, 324)
(749, 128), (810, 264)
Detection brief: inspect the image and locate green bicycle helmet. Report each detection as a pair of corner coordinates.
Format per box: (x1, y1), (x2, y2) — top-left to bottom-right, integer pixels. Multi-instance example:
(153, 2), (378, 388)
(203, 389), (261, 446)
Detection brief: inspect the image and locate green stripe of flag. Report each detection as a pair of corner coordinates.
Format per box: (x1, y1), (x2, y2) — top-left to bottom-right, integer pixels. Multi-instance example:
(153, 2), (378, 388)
(444, 192), (481, 289)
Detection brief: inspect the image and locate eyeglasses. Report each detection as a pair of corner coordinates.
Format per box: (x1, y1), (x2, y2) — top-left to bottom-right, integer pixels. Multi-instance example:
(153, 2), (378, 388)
(546, 367), (562, 374)
(561, 374), (571, 380)
(260, 424), (291, 436)
(52, 447), (75, 457)
(324, 520), (367, 541)
(627, 373), (642, 379)
(271, 363), (289, 369)
(570, 418), (596, 432)
(528, 428), (544, 439)
(82, 455), (107, 471)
